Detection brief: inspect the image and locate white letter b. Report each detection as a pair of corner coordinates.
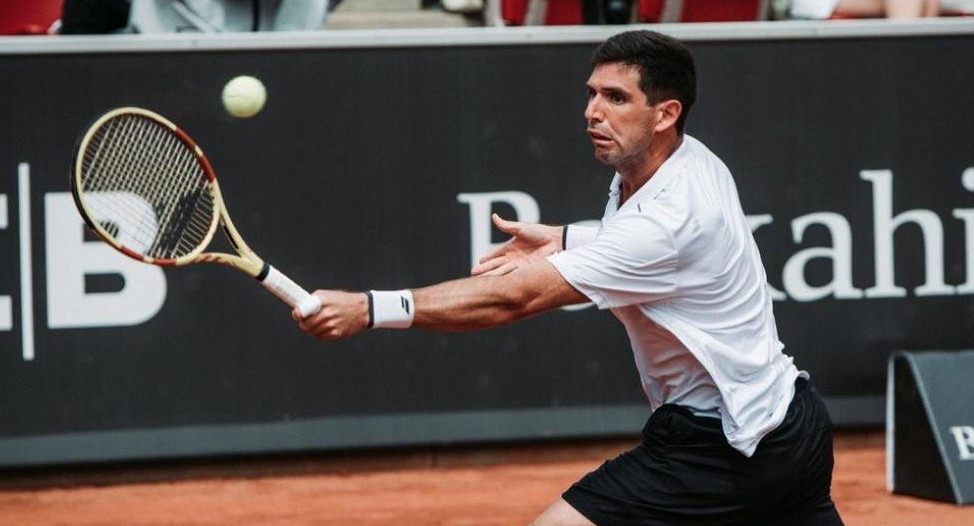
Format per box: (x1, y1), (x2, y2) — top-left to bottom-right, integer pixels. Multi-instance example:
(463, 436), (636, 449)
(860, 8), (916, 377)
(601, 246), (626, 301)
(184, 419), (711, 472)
(45, 193), (166, 328)
(949, 426), (974, 461)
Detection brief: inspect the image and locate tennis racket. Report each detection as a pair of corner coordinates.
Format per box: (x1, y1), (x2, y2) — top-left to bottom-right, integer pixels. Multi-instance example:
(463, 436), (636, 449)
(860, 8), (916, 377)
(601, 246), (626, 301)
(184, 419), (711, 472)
(71, 107), (322, 318)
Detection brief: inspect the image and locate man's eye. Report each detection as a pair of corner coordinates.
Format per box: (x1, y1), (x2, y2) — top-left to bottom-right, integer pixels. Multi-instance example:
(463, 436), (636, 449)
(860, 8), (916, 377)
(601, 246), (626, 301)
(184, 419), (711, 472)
(610, 94), (625, 103)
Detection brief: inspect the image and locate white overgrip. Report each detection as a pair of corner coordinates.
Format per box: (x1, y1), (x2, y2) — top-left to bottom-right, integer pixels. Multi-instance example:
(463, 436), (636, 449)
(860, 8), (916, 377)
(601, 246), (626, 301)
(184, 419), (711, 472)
(260, 265), (322, 318)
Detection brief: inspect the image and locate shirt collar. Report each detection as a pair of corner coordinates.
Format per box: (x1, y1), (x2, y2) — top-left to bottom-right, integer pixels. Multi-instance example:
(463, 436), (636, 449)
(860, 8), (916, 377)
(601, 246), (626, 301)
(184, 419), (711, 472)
(608, 135), (694, 213)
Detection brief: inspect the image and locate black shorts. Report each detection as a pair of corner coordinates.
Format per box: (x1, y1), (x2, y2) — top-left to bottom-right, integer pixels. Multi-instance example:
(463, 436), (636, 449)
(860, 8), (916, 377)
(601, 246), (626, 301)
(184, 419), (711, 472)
(563, 379), (844, 526)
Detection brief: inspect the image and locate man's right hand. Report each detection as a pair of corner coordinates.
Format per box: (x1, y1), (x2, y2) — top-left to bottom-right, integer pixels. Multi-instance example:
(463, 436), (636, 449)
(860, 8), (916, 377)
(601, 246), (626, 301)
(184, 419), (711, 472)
(292, 290), (370, 341)
(471, 214), (563, 276)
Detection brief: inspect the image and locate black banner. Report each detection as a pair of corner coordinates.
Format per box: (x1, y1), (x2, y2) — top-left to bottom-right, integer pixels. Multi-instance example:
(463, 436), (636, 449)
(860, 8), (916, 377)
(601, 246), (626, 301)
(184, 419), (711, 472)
(1, 26), (972, 467)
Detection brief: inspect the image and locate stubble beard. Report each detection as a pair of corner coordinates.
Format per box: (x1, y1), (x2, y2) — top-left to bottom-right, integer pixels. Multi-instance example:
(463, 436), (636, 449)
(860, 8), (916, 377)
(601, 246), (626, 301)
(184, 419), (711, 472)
(594, 135), (654, 175)
(592, 140), (623, 167)
(593, 144), (632, 172)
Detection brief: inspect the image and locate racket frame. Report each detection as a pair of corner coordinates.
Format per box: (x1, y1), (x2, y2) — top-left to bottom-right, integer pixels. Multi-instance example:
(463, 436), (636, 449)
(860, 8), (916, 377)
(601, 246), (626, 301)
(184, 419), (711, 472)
(71, 107), (321, 316)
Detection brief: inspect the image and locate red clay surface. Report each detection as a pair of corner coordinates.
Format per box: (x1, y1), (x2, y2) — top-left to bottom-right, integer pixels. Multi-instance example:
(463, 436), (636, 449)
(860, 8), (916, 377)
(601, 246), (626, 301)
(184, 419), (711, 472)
(2, 433), (972, 525)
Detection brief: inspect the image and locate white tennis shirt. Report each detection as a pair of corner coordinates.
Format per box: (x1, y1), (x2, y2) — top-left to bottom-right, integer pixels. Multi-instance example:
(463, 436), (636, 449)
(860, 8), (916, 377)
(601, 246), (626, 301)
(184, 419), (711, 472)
(547, 135), (806, 457)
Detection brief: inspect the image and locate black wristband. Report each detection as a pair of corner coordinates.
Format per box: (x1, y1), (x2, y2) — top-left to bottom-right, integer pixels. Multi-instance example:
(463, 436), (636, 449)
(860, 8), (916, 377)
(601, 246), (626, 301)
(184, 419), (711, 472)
(364, 291), (375, 328)
(562, 225), (569, 251)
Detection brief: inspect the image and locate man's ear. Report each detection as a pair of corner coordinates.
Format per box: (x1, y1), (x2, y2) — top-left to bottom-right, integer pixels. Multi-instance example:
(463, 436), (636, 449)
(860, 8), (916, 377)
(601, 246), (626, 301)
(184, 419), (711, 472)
(654, 99), (683, 133)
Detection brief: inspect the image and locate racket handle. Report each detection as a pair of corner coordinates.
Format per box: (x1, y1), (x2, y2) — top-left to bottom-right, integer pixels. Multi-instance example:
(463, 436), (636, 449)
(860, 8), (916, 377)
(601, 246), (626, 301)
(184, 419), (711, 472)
(259, 264), (322, 318)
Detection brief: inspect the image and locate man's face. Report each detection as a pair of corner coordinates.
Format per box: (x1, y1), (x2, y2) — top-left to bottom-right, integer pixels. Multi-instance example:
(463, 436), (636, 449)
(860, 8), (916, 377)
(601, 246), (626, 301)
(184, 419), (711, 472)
(584, 63), (658, 169)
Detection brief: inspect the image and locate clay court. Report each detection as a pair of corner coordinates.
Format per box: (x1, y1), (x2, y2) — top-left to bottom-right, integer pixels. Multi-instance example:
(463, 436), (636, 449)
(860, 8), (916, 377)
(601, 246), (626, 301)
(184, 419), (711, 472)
(2, 431), (972, 525)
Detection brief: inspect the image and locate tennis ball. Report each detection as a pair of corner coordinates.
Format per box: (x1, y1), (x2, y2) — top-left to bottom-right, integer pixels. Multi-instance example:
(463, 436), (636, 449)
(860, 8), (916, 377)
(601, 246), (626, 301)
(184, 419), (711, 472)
(221, 75), (266, 118)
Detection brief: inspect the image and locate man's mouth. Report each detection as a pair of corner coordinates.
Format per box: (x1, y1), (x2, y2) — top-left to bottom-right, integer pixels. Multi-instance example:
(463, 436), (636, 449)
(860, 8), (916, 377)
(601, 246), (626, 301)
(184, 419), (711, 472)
(587, 130), (613, 144)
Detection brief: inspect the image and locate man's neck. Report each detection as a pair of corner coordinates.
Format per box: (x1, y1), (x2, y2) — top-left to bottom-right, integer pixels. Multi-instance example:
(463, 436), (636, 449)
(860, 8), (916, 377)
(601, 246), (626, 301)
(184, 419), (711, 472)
(618, 133), (683, 206)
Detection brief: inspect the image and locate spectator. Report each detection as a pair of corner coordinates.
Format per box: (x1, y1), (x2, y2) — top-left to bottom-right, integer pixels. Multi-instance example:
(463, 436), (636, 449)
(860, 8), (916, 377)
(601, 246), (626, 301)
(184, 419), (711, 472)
(129, 0), (331, 33)
(789, 0), (940, 19)
(60, 0), (334, 34)
(60, 0), (131, 34)
(583, 0), (635, 24)
(941, 0), (974, 13)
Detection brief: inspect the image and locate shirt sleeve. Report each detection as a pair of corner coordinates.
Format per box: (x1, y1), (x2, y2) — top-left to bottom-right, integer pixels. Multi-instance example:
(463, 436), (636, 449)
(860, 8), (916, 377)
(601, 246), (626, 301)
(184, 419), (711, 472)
(563, 225), (600, 250)
(548, 211), (678, 310)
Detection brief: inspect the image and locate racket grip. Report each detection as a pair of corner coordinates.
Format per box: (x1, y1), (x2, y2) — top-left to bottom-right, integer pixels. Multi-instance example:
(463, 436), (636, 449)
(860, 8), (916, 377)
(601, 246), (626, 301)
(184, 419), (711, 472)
(259, 264), (322, 318)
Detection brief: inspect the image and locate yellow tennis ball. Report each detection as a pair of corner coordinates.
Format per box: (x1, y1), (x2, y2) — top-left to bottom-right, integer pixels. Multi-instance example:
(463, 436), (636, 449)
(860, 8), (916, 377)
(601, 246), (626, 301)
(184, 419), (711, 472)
(221, 75), (266, 118)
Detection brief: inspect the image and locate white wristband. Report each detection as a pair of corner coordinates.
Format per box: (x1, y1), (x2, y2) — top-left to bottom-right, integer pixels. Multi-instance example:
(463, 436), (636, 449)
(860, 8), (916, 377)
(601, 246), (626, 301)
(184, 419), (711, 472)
(366, 289), (415, 329)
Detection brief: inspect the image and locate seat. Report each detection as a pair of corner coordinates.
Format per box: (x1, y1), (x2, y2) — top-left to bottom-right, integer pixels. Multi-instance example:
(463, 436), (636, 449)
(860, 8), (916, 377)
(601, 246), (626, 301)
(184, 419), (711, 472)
(501, 0), (585, 25)
(545, 0), (585, 24)
(0, 1), (62, 35)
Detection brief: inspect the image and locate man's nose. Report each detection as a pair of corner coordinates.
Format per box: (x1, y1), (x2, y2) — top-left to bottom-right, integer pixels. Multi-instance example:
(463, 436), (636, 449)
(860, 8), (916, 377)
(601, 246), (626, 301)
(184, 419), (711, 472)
(585, 96), (603, 122)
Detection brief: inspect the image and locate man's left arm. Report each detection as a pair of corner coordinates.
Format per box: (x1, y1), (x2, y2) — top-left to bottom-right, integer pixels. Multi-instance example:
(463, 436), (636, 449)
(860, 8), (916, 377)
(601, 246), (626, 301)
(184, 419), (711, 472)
(294, 260), (588, 341)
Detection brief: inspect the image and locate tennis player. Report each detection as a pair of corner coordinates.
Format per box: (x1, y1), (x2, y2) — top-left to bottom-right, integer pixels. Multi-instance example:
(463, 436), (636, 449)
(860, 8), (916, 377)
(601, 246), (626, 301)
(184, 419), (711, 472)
(296, 30), (844, 526)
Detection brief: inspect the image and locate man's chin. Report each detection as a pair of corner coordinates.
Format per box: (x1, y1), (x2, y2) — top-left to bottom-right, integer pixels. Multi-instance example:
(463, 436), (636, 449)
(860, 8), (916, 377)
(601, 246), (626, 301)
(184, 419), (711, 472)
(593, 150), (615, 165)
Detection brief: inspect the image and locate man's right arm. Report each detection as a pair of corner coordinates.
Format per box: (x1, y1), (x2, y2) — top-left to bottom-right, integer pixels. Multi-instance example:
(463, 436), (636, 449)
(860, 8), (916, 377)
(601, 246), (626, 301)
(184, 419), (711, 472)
(294, 259), (589, 340)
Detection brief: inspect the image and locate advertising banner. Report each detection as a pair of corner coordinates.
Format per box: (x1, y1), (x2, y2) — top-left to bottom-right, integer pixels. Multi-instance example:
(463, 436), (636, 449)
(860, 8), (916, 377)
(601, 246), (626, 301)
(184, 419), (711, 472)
(1, 26), (972, 467)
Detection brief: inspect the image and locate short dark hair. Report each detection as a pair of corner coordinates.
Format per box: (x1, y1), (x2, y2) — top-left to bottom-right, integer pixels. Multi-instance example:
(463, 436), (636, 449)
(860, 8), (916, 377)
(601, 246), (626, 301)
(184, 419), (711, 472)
(592, 30), (697, 134)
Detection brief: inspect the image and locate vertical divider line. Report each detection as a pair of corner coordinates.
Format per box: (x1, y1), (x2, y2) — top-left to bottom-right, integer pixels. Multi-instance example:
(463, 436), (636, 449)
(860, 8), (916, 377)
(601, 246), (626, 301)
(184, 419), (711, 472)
(18, 163), (35, 361)
(0, 194), (10, 332)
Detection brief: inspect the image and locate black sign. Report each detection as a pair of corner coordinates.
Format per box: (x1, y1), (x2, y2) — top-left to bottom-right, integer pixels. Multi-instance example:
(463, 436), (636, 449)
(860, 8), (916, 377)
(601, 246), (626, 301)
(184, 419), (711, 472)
(0, 27), (972, 467)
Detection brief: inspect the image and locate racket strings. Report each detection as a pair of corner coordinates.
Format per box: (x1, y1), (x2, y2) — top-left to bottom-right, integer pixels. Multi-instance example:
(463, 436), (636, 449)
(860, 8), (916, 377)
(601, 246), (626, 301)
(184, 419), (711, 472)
(84, 119), (159, 243)
(83, 117), (188, 255)
(79, 114), (217, 260)
(132, 119), (206, 253)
